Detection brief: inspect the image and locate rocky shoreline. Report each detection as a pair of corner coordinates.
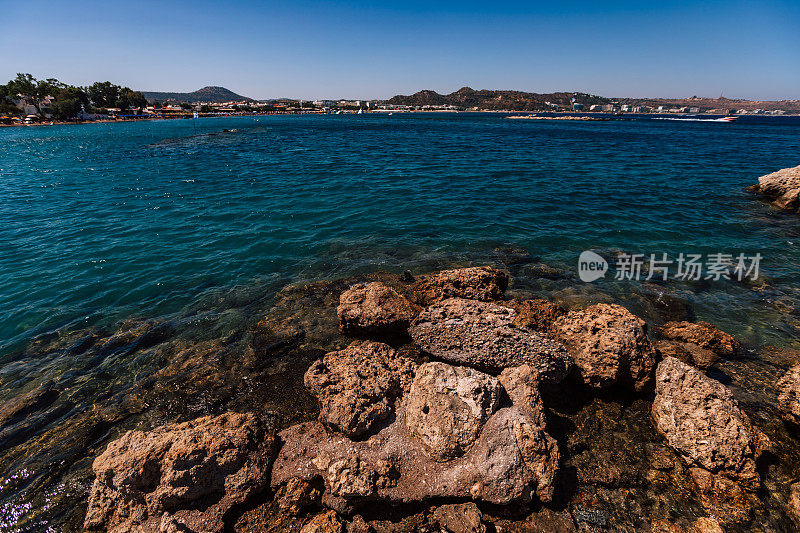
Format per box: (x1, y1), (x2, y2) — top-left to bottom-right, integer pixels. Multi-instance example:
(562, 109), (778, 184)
(750, 164), (800, 214)
(67, 266), (800, 532)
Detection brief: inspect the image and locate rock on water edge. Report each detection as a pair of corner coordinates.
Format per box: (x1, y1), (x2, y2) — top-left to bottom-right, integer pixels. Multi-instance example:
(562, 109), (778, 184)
(84, 411), (277, 533)
(272, 361), (560, 510)
(754, 164), (800, 213)
(304, 340), (415, 438)
(337, 282), (419, 335)
(552, 303), (657, 391)
(409, 298), (571, 377)
(652, 357), (769, 523)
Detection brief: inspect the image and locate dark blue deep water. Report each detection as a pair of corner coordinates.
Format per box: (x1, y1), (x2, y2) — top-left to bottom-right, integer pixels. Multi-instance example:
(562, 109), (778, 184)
(1, 113), (800, 531)
(2, 113), (799, 352)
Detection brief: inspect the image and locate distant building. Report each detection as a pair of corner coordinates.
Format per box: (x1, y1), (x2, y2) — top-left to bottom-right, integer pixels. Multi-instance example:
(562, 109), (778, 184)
(589, 104), (602, 111)
(689, 107), (700, 113)
(620, 104), (630, 112)
(572, 103), (584, 111)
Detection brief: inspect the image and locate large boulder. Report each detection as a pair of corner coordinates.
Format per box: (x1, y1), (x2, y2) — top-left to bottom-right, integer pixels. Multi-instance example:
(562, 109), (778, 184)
(411, 266), (508, 305)
(652, 357), (767, 495)
(337, 282), (419, 335)
(272, 363), (559, 511)
(660, 321), (741, 359)
(84, 412), (277, 533)
(755, 164), (800, 212)
(404, 362), (502, 461)
(304, 341), (415, 438)
(409, 298), (570, 377)
(777, 365), (800, 426)
(552, 303), (657, 391)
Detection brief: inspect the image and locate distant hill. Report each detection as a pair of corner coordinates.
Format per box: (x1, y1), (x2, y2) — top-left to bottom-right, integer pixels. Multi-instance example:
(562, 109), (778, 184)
(387, 87), (800, 112)
(141, 86), (252, 104)
(386, 87), (612, 111)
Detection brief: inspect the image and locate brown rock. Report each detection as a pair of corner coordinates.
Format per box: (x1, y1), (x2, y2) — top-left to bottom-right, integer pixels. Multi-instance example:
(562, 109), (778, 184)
(409, 298), (570, 376)
(277, 477), (322, 515)
(272, 364), (560, 509)
(304, 341), (415, 438)
(655, 340), (719, 370)
(552, 303), (657, 391)
(689, 467), (753, 525)
(777, 365), (800, 426)
(412, 266), (508, 305)
(774, 188), (800, 210)
(301, 510), (344, 533)
(652, 357), (764, 517)
(431, 502), (485, 533)
(660, 321), (741, 358)
(404, 362), (501, 461)
(84, 412), (276, 533)
(690, 516), (725, 533)
(788, 481), (800, 524)
(337, 282), (419, 334)
(501, 298), (567, 331)
(756, 165), (800, 211)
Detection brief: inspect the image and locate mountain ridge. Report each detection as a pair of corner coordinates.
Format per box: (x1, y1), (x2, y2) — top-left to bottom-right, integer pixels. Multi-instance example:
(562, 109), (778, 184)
(141, 86), (251, 104)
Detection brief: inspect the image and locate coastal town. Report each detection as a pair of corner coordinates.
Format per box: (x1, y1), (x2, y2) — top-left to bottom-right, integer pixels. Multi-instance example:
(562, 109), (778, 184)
(2, 74), (797, 126)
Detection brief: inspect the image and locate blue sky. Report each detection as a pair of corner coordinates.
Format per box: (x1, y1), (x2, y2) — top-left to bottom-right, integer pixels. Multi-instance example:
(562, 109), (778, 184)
(2, 0), (798, 100)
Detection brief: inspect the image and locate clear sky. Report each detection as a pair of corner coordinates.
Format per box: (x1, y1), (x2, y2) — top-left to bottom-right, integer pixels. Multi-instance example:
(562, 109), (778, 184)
(2, 0), (798, 101)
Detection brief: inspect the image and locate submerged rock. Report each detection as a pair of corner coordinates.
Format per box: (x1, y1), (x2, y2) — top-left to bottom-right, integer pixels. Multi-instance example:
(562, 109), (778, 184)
(655, 339), (720, 370)
(652, 357), (768, 521)
(409, 298), (570, 376)
(404, 362), (501, 461)
(304, 341), (415, 438)
(753, 164), (800, 213)
(337, 282), (419, 335)
(84, 411), (277, 533)
(500, 298), (567, 332)
(660, 321), (741, 359)
(552, 303), (657, 391)
(411, 266), (508, 305)
(777, 364), (800, 426)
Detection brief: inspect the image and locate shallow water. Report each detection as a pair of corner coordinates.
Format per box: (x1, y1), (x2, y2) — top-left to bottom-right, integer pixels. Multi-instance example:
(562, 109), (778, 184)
(1, 113), (800, 531)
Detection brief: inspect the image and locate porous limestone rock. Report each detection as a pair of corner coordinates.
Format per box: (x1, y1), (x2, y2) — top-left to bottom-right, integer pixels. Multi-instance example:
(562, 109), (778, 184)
(652, 357), (767, 521)
(271, 363), (559, 511)
(84, 412), (276, 533)
(404, 362), (501, 461)
(337, 282), (419, 335)
(300, 510), (344, 533)
(411, 266), (508, 305)
(501, 298), (567, 332)
(431, 502), (485, 533)
(755, 164), (800, 212)
(409, 298), (570, 376)
(552, 303), (657, 391)
(304, 341), (415, 438)
(777, 364), (800, 426)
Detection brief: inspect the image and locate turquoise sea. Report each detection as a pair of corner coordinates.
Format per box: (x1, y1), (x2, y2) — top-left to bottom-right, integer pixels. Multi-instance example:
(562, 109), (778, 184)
(1, 113), (800, 530)
(2, 114), (799, 352)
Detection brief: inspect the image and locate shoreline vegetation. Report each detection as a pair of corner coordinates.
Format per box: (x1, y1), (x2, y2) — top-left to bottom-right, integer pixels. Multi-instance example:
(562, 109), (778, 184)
(3, 73), (798, 127)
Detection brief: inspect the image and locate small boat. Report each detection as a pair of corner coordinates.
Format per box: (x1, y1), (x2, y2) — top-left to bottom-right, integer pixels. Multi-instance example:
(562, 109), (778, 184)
(717, 116), (737, 122)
